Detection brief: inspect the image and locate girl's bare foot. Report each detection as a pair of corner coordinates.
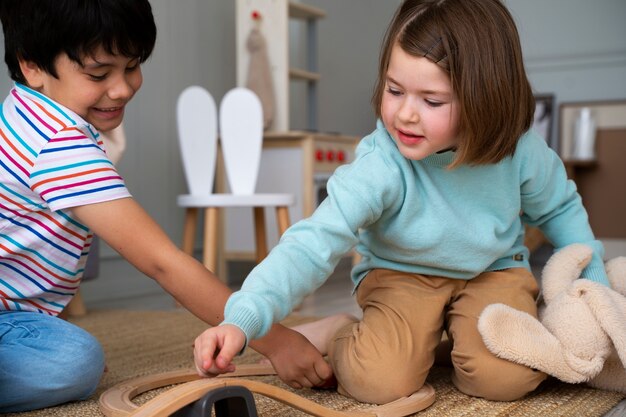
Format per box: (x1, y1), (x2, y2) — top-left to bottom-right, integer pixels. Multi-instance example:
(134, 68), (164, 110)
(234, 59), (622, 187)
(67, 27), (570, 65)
(291, 313), (358, 356)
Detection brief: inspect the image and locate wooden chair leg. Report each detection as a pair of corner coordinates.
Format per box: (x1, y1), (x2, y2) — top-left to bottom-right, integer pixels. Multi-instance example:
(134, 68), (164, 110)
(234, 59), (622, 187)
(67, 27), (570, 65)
(524, 225), (546, 253)
(253, 207), (267, 264)
(275, 206), (290, 236)
(182, 208), (198, 256)
(175, 208), (200, 308)
(64, 290), (87, 317)
(203, 207), (219, 275)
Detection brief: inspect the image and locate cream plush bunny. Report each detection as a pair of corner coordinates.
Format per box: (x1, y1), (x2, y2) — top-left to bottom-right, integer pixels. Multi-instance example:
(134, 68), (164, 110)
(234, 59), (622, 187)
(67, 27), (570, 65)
(478, 243), (626, 393)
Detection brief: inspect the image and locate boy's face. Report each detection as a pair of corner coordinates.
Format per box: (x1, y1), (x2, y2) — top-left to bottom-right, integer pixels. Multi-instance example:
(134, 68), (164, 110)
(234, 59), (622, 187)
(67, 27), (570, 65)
(21, 47), (143, 132)
(381, 43), (460, 161)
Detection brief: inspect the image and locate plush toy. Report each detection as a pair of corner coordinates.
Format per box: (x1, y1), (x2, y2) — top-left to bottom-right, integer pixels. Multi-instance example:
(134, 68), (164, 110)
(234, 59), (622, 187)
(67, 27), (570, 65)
(246, 24), (275, 131)
(478, 243), (626, 393)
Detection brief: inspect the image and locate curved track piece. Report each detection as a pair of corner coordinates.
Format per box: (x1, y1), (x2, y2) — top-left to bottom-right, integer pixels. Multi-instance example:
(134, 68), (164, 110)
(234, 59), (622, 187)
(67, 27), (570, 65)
(99, 364), (435, 417)
(99, 364), (274, 417)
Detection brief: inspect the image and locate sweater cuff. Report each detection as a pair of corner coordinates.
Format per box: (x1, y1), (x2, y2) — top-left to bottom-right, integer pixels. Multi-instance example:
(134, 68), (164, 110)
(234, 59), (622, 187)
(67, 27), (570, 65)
(217, 322), (249, 355)
(582, 265), (610, 287)
(222, 309), (264, 349)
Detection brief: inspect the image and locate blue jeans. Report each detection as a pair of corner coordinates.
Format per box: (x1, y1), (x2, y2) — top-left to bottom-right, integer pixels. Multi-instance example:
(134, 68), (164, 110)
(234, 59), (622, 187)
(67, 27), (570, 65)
(0, 311), (105, 412)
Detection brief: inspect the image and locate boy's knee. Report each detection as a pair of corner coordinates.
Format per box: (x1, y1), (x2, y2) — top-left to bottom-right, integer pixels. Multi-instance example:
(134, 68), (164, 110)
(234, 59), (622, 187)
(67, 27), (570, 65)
(0, 330), (104, 412)
(61, 329), (105, 396)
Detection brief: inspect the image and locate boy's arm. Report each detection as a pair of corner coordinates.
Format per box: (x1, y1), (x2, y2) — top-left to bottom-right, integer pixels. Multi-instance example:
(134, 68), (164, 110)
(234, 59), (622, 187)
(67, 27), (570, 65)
(249, 324), (333, 387)
(72, 197), (331, 388)
(73, 198), (231, 315)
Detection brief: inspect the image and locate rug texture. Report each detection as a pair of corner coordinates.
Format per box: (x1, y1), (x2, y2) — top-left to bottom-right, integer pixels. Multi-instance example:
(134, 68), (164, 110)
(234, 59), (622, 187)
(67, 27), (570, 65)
(4, 309), (624, 417)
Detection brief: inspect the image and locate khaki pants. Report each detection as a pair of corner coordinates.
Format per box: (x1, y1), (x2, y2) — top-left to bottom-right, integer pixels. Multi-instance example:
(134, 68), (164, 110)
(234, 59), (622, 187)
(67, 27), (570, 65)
(328, 268), (546, 404)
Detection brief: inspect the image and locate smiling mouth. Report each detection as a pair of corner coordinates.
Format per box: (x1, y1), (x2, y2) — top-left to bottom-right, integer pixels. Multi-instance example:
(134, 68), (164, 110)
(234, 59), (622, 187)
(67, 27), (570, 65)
(398, 129), (424, 145)
(399, 129), (420, 137)
(94, 106), (123, 112)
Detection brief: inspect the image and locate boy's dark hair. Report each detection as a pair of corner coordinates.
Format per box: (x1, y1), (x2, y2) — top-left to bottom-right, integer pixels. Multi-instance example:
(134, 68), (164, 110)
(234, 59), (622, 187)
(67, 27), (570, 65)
(372, 0), (535, 167)
(0, 0), (157, 84)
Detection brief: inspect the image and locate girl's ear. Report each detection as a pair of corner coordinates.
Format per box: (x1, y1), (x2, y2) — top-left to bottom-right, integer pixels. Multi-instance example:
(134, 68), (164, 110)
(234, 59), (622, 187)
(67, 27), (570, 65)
(18, 59), (45, 89)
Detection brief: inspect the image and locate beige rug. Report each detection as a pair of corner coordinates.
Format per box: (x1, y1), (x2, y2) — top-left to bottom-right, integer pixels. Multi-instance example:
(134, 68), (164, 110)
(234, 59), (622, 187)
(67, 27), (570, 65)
(4, 309), (624, 417)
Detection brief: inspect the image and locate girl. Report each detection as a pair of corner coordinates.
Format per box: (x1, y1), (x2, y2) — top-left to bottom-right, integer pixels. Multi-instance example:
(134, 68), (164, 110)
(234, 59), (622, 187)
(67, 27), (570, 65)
(194, 0), (608, 404)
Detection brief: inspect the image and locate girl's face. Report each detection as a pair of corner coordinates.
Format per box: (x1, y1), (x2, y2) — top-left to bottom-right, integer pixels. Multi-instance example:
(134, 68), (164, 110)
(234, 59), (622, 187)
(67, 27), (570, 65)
(381, 43), (460, 160)
(22, 46), (142, 132)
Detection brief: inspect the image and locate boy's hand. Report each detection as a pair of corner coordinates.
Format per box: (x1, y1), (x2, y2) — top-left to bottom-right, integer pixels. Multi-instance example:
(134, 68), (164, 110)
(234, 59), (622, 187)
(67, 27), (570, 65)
(193, 324), (245, 377)
(255, 326), (334, 389)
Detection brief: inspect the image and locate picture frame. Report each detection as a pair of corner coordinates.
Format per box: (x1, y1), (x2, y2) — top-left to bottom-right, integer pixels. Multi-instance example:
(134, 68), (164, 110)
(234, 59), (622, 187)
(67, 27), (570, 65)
(532, 94), (555, 148)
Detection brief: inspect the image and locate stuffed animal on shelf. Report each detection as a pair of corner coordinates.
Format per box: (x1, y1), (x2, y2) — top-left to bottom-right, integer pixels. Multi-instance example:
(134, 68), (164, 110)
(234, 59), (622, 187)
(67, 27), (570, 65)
(478, 243), (626, 393)
(246, 11), (275, 131)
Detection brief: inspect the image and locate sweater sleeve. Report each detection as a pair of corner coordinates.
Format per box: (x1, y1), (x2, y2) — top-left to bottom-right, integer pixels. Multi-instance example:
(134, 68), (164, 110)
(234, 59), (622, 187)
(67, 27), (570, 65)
(518, 133), (608, 286)
(223, 132), (400, 342)
(222, 195), (363, 341)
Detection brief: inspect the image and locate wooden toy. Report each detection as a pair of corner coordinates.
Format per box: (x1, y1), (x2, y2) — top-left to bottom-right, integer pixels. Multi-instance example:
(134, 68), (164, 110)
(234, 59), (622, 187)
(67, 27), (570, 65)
(99, 363), (435, 417)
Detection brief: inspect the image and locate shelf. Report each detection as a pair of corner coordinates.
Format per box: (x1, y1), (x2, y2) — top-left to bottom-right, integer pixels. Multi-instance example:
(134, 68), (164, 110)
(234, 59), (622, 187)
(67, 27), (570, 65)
(236, 0), (324, 131)
(289, 67), (321, 81)
(563, 159), (598, 167)
(289, 2), (326, 19)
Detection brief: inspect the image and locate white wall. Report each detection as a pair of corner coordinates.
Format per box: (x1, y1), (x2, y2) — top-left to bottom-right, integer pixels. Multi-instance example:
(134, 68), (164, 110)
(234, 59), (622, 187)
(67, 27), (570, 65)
(1, 0), (624, 305)
(288, 0), (400, 135)
(508, 0), (626, 148)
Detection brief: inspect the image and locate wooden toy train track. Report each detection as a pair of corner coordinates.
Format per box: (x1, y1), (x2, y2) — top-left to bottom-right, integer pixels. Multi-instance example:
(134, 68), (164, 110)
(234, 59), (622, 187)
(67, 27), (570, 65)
(99, 363), (435, 417)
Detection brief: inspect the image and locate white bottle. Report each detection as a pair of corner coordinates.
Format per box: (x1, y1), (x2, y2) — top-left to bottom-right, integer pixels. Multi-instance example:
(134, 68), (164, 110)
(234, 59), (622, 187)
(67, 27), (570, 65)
(572, 107), (596, 160)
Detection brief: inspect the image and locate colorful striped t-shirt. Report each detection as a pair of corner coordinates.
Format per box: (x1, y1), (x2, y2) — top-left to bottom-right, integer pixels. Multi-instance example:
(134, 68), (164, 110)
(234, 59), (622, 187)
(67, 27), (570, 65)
(0, 83), (131, 315)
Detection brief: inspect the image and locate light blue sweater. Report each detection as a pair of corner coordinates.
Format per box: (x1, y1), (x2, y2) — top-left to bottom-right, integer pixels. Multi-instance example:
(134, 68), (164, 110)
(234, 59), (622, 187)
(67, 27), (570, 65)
(224, 120), (607, 342)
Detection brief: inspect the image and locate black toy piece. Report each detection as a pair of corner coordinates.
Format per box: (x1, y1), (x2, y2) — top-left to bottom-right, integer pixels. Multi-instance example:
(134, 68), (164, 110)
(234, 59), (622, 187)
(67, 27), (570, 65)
(170, 385), (258, 417)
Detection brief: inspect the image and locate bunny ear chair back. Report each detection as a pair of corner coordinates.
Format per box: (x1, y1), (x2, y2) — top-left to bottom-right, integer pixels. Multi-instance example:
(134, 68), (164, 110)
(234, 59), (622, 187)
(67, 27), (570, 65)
(175, 86), (294, 274)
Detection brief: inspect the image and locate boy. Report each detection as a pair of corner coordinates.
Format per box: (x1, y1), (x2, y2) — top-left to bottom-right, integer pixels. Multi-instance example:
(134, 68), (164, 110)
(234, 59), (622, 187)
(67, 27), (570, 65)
(0, 0), (330, 412)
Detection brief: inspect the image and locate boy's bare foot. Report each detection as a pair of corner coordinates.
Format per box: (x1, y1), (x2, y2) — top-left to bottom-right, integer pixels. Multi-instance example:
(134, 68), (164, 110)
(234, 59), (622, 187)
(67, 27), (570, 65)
(291, 313), (358, 356)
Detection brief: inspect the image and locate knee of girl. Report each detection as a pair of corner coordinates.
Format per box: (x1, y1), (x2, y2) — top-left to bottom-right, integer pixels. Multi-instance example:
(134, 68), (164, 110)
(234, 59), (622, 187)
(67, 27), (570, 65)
(338, 372), (426, 404)
(454, 362), (545, 401)
(330, 332), (429, 404)
(334, 360), (427, 404)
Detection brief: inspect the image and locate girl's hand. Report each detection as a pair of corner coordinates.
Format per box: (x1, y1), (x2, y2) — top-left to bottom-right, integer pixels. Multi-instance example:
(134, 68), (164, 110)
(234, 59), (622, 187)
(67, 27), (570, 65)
(193, 324), (246, 377)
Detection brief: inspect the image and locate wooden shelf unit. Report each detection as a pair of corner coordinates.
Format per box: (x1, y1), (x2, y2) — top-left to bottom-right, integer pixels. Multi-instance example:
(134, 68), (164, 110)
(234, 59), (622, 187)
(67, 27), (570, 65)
(288, 2), (325, 20)
(236, 0), (325, 131)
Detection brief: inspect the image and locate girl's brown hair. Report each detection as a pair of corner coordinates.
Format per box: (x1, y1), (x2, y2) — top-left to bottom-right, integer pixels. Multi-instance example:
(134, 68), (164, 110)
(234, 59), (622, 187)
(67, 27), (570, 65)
(372, 0), (535, 167)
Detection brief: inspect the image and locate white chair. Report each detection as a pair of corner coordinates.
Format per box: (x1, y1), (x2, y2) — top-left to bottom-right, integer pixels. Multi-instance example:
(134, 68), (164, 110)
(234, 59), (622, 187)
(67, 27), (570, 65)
(176, 86), (294, 276)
